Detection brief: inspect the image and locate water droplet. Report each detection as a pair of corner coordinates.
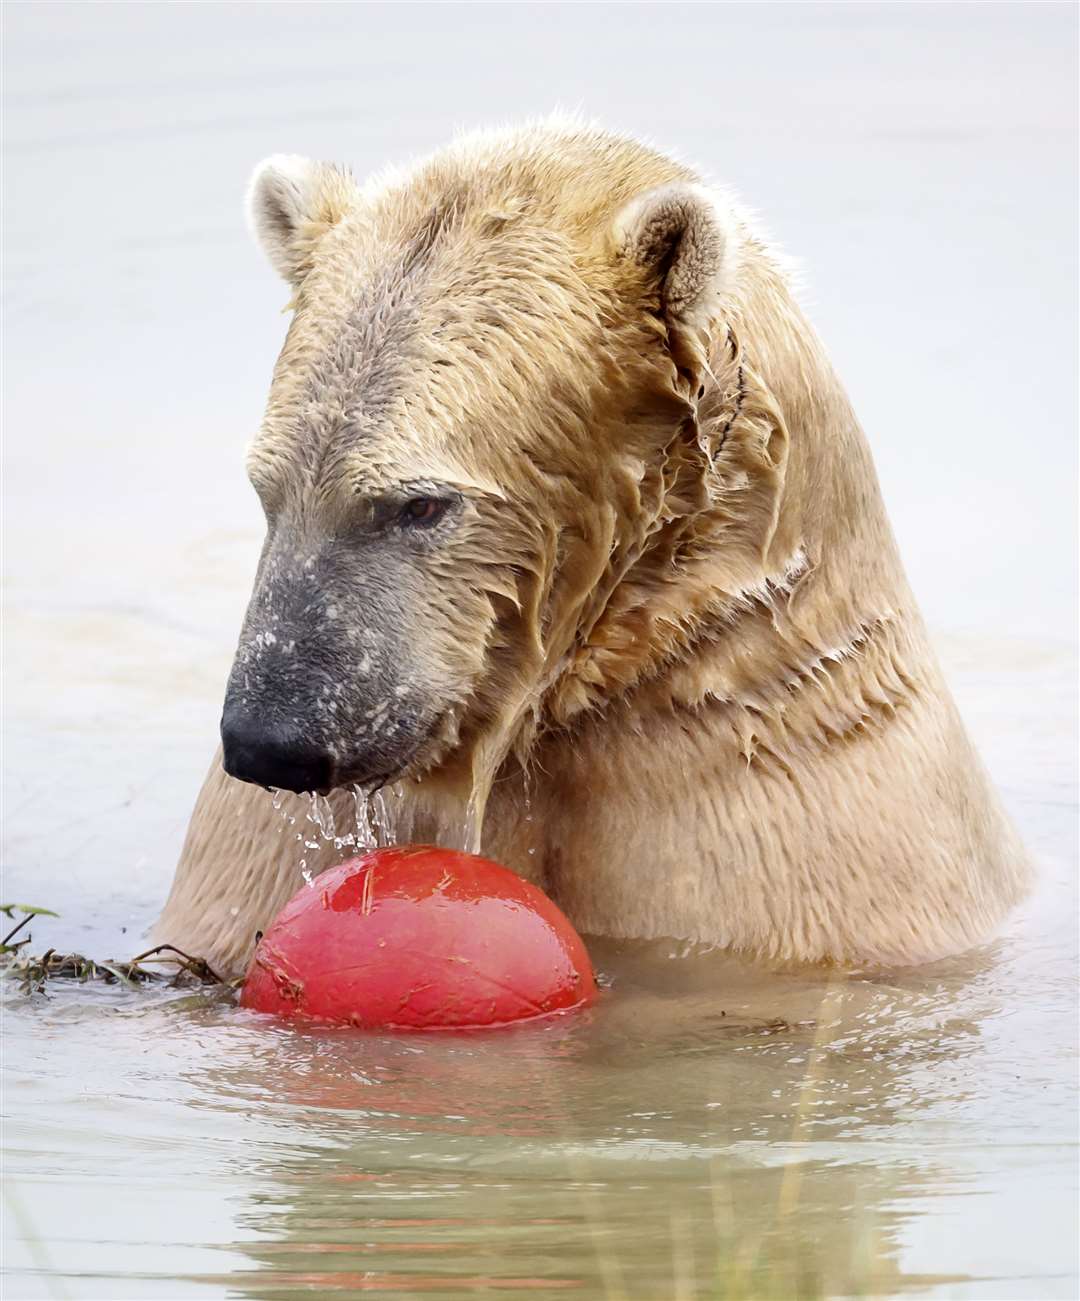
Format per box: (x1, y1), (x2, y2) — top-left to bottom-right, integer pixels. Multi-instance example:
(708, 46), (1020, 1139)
(372, 790), (393, 847)
(307, 792), (337, 842)
(351, 784), (375, 850)
(463, 787), (483, 855)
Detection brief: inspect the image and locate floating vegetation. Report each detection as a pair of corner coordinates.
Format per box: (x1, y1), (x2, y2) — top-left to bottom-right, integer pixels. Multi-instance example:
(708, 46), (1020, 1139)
(2, 940), (228, 997)
(3, 899), (229, 997)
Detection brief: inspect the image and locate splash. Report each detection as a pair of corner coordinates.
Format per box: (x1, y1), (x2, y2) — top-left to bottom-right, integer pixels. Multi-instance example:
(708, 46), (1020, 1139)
(268, 787), (402, 889)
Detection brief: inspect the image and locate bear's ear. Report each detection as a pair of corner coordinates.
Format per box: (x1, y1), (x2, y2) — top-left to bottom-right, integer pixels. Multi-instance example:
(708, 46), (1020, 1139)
(613, 184), (738, 341)
(246, 155), (358, 285)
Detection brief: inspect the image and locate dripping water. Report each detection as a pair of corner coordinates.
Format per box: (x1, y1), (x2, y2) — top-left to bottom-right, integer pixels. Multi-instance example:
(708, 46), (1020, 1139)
(371, 789), (394, 847)
(267, 786), (403, 888)
(462, 786), (484, 856)
(351, 785), (376, 851)
(524, 766), (537, 857)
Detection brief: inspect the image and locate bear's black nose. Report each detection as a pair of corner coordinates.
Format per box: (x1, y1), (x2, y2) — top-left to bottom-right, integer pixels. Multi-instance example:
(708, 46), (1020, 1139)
(220, 712), (334, 794)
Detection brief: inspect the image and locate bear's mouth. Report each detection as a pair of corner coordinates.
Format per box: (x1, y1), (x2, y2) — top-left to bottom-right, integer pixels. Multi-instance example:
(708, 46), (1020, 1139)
(222, 702), (458, 798)
(327, 709), (456, 796)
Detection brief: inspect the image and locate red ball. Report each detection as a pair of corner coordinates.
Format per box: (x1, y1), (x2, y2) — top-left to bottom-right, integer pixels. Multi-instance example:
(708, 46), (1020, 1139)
(240, 846), (597, 1029)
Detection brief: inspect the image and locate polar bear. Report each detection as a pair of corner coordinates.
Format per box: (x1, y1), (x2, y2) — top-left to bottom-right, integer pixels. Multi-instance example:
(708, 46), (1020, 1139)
(155, 120), (1030, 977)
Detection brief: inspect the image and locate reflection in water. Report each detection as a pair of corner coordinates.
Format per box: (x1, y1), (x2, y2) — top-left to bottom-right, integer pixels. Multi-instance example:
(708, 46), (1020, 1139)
(173, 945), (1002, 1298)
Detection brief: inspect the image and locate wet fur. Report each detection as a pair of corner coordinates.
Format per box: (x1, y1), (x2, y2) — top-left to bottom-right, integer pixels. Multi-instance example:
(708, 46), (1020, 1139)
(156, 120), (1030, 975)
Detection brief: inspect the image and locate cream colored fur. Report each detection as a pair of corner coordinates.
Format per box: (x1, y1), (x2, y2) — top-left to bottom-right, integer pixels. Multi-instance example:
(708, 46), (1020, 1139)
(156, 120), (1030, 976)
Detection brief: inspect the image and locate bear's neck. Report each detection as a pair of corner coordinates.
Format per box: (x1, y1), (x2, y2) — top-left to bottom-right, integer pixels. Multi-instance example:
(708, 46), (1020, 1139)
(545, 255), (921, 745)
(486, 261), (1027, 965)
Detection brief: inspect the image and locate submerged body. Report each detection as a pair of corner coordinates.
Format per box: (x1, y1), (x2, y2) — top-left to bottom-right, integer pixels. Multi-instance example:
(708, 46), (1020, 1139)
(156, 120), (1030, 976)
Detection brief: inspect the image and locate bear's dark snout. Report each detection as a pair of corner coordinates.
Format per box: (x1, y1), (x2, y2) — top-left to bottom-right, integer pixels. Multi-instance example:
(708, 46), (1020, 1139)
(221, 709), (335, 795)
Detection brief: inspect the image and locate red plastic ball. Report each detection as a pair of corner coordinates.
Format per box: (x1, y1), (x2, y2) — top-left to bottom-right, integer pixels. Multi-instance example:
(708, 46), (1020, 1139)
(240, 846), (597, 1029)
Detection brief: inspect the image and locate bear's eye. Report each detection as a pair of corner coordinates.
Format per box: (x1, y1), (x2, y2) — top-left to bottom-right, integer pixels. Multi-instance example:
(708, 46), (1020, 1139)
(399, 496), (449, 528)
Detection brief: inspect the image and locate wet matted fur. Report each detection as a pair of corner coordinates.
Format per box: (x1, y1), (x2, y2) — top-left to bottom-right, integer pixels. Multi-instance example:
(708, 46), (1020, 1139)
(156, 120), (1030, 976)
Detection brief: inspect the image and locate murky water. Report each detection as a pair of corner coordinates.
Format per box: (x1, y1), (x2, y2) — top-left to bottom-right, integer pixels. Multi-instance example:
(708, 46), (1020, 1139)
(3, 5), (1077, 1299)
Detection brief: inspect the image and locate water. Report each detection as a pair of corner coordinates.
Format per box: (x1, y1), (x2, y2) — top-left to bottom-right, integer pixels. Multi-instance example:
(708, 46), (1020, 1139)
(275, 788), (401, 886)
(3, 4), (1077, 1298)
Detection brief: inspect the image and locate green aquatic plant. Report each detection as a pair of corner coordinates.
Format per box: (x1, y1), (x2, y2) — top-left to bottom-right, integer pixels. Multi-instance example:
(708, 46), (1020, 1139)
(0, 903), (59, 955)
(0, 903), (58, 920)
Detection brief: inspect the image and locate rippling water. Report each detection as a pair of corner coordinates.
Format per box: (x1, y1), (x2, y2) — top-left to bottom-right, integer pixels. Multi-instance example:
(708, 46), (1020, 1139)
(4, 774), (1078, 1299)
(3, 4), (1077, 1298)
